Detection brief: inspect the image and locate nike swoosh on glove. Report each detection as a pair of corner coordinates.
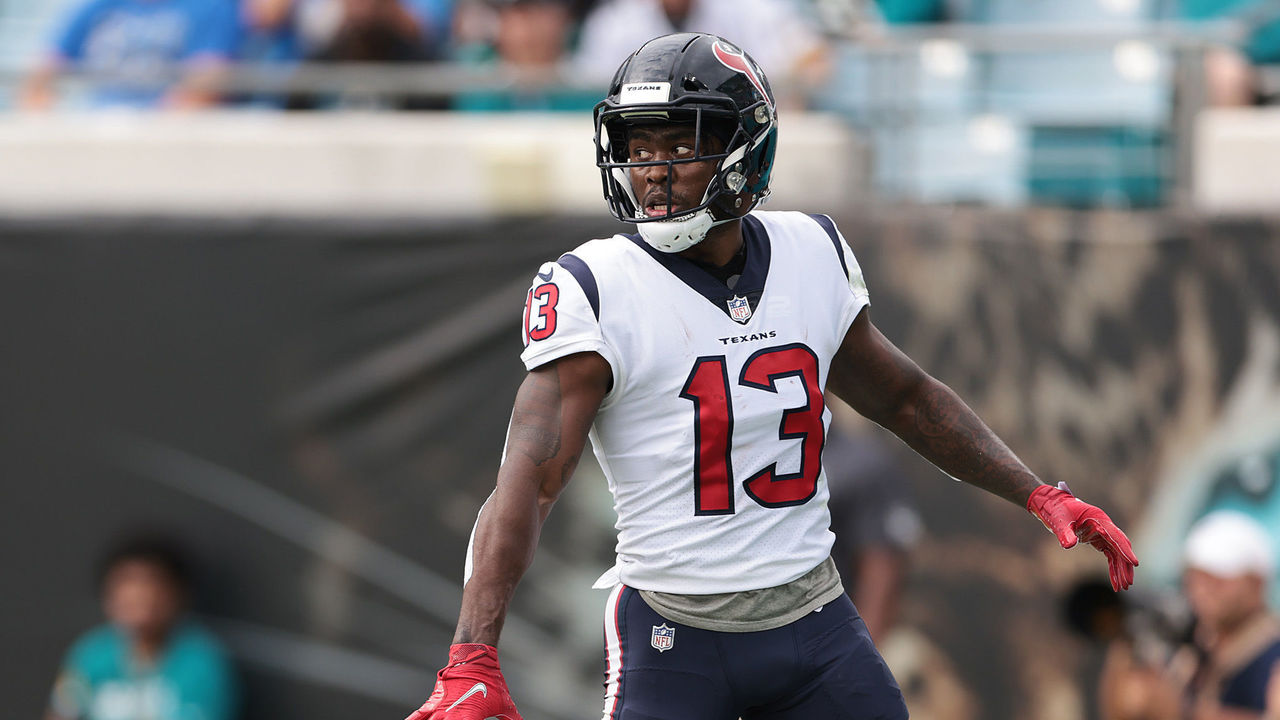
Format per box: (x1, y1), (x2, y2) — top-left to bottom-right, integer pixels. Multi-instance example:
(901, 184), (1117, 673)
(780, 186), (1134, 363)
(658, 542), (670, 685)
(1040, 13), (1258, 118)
(1027, 481), (1140, 591)
(405, 644), (522, 720)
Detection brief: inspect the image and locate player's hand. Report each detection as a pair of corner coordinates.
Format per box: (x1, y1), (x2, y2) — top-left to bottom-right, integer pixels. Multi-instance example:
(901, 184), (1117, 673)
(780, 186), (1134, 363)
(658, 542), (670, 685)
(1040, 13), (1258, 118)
(1027, 481), (1139, 591)
(405, 644), (522, 720)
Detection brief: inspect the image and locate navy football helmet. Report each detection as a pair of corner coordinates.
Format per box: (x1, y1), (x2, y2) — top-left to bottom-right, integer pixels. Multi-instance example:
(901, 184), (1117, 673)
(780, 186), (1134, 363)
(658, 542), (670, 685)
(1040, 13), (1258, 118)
(594, 33), (778, 253)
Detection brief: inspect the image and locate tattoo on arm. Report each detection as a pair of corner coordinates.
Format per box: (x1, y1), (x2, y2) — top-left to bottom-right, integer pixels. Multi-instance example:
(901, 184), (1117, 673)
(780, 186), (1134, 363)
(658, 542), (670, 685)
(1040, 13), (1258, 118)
(560, 451), (581, 487)
(452, 353), (608, 646)
(905, 380), (1041, 506)
(831, 312), (1042, 507)
(509, 367), (562, 468)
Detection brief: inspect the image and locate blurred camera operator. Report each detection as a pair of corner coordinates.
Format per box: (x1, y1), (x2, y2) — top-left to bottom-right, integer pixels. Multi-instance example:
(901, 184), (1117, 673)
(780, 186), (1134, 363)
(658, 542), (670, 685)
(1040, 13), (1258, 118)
(1173, 511), (1280, 720)
(1102, 512), (1280, 720)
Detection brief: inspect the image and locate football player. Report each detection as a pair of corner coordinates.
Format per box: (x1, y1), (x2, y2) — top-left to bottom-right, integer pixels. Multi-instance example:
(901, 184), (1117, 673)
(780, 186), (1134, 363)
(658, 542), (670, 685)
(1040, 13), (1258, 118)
(406, 32), (1139, 720)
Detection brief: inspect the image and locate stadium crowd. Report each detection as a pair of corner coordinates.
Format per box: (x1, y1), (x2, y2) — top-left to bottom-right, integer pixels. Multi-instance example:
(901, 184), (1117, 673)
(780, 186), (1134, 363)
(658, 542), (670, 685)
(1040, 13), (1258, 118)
(8, 0), (1280, 112)
(13, 0), (825, 110)
(9, 0), (1279, 207)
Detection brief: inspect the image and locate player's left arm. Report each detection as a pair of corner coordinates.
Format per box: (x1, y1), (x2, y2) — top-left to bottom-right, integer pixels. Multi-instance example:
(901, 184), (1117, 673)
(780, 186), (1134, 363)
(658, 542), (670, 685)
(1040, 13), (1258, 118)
(828, 308), (1138, 590)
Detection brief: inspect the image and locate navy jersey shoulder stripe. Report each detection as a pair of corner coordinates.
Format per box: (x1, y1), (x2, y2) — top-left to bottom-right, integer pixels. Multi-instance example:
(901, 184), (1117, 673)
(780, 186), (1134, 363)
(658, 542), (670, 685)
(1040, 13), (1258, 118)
(807, 213), (849, 281)
(557, 252), (600, 320)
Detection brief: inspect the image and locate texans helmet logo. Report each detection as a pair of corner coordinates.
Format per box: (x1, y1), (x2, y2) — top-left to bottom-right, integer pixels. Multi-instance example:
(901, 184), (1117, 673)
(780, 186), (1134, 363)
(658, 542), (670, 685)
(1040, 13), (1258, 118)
(712, 41), (771, 109)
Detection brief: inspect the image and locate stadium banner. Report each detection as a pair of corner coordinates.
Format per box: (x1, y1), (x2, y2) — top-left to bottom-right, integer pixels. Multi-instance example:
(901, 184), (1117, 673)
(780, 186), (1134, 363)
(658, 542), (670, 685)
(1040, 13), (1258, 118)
(3, 210), (1278, 720)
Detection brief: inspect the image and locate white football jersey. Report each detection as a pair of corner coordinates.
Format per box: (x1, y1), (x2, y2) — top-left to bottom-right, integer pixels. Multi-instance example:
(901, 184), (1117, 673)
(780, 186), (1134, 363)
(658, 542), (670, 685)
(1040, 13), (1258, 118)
(518, 210), (869, 594)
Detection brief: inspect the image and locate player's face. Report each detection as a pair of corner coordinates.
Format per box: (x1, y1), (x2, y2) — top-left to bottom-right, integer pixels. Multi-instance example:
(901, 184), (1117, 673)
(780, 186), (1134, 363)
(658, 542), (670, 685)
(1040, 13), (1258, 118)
(625, 125), (725, 219)
(103, 560), (184, 643)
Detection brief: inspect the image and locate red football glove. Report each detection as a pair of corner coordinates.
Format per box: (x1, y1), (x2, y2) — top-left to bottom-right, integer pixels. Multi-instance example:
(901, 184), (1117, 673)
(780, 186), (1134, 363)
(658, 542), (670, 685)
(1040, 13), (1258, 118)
(405, 644), (522, 720)
(1027, 481), (1139, 591)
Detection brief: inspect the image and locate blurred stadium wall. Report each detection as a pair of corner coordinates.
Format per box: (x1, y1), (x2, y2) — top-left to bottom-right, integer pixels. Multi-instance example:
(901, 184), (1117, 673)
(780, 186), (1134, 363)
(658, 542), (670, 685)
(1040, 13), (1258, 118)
(4, 110), (1280, 718)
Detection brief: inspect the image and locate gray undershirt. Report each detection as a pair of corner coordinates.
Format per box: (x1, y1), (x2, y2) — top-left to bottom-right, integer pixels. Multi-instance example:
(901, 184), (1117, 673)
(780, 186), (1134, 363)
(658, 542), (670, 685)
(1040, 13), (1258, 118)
(638, 556), (846, 632)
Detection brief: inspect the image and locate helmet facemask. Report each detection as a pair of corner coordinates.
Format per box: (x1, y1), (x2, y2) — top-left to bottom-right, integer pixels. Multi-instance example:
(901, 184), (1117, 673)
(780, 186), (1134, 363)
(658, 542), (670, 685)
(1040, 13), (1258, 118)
(595, 100), (770, 253)
(592, 33), (779, 253)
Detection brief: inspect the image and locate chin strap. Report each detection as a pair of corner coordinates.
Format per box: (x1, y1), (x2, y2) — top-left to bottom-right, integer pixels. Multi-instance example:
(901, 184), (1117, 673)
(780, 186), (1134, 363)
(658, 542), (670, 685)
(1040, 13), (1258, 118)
(637, 208), (724, 253)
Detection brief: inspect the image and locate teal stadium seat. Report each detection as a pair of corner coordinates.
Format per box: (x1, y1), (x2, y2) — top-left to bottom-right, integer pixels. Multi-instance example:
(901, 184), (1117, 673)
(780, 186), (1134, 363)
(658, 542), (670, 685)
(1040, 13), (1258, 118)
(818, 0), (1172, 206)
(817, 38), (1030, 205)
(976, 0), (1171, 206)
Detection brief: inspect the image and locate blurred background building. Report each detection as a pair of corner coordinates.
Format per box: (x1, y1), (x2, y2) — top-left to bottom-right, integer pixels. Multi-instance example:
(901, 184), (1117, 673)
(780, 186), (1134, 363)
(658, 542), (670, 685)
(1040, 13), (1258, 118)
(2, 1), (1280, 719)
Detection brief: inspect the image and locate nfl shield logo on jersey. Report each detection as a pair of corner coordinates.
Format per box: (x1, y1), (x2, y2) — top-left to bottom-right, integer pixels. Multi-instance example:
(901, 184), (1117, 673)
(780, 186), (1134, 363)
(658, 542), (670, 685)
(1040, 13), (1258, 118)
(651, 623), (675, 652)
(727, 295), (752, 324)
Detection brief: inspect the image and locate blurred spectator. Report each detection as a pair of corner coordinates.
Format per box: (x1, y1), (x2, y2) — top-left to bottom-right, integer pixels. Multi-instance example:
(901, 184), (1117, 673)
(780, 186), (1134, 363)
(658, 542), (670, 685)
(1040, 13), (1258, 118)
(286, 0), (447, 107)
(1097, 511), (1280, 720)
(1064, 579), (1190, 720)
(20, 0), (239, 110)
(1174, 511), (1280, 719)
(573, 0), (827, 95)
(293, 0), (453, 58)
(403, 0), (456, 48)
(824, 421), (923, 642)
(453, 0), (598, 112)
(1066, 580), (1132, 719)
(310, 0), (439, 62)
(1179, 0), (1280, 105)
(46, 534), (239, 720)
(232, 0), (305, 107)
(239, 0), (303, 63)
(1270, 672), (1280, 720)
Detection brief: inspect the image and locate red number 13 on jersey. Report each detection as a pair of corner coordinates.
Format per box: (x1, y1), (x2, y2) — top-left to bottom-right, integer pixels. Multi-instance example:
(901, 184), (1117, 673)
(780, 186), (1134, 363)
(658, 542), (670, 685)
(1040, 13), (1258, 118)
(679, 343), (826, 515)
(523, 283), (559, 344)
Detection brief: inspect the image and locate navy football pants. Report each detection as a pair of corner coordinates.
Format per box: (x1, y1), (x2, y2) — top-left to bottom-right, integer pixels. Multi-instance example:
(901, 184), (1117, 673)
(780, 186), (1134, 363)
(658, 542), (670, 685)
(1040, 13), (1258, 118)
(600, 586), (909, 720)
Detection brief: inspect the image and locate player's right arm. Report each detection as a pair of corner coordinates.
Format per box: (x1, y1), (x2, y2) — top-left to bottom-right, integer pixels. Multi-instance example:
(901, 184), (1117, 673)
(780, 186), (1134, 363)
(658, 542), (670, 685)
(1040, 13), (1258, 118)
(406, 350), (610, 720)
(455, 350), (610, 647)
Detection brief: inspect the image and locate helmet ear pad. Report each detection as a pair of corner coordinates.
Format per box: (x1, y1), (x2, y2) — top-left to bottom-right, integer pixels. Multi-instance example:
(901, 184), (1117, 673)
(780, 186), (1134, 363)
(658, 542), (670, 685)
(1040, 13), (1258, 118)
(708, 181), (752, 222)
(706, 123), (769, 221)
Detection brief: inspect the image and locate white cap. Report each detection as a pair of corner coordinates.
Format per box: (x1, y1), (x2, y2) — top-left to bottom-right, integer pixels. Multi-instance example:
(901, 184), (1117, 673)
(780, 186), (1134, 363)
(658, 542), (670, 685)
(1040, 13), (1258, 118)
(1183, 510), (1275, 579)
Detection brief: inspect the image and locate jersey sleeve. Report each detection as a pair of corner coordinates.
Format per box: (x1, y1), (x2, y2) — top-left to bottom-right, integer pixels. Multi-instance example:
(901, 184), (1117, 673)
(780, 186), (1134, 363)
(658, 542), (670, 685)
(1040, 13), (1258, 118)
(810, 214), (870, 335)
(519, 259), (618, 374)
